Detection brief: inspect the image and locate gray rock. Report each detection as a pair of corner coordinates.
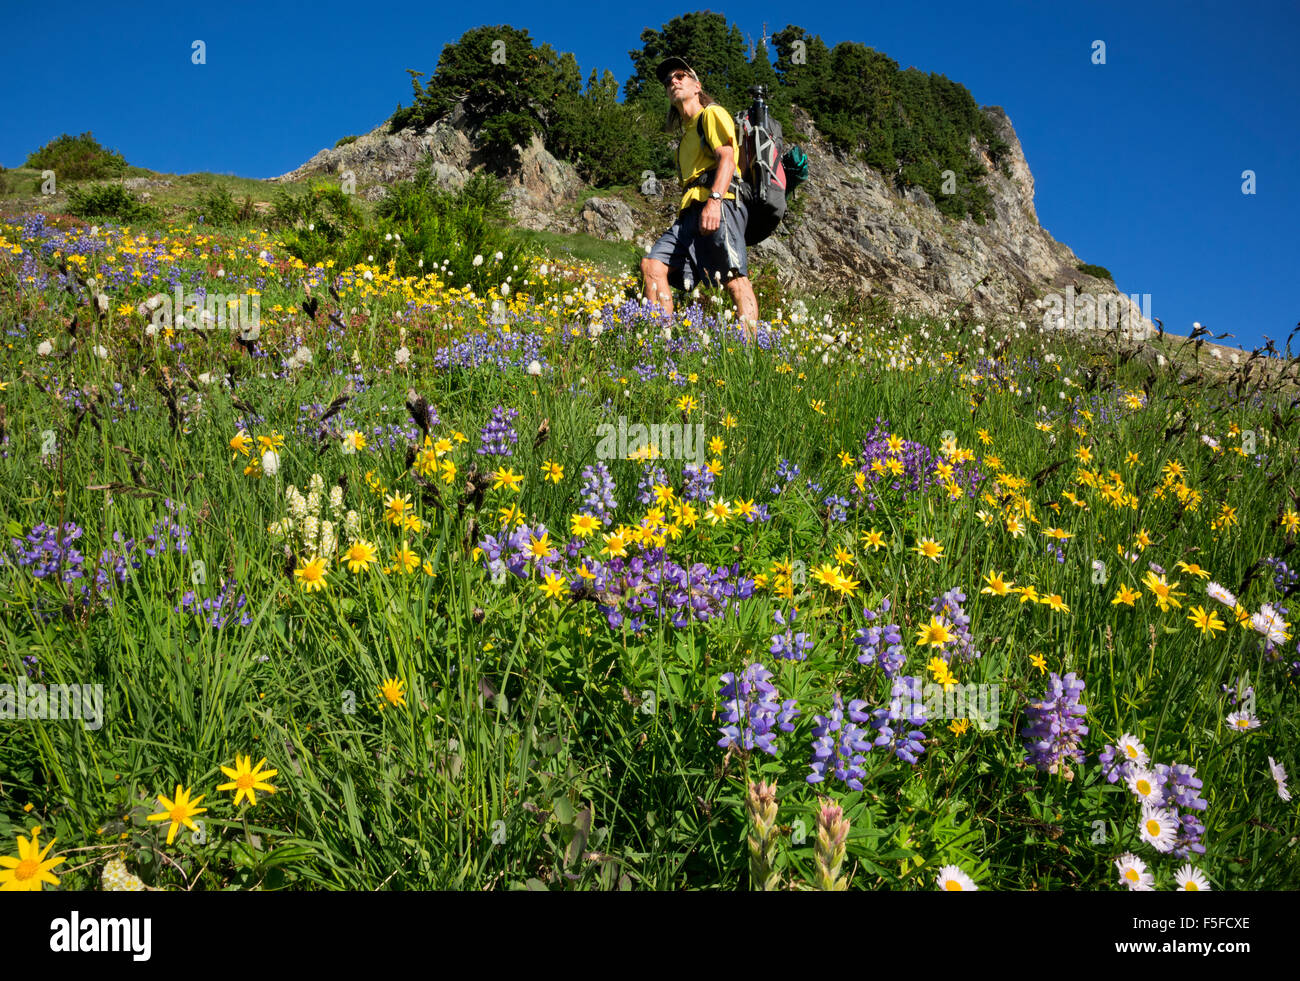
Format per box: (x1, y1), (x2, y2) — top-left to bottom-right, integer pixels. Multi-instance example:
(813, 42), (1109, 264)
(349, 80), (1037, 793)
(581, 197), (636, 241)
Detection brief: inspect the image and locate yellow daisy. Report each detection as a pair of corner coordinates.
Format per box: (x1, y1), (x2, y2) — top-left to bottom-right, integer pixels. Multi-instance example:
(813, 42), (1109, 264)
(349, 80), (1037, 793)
(861, 528), (887, 551)
(217, 755), (279, 808)
(146, 784), (207, 846)
(492, 467), (523, 492)
(1188, 605), (1226, 637)
(539, 573), (567, 600)
(916, 617), (956, 648)
(378, 677), (407, 709)
(981, 569), (1014, 596)
(295, 556), (328, 592)
(384, 492), (414, 526)
(0, 827), (66, 891)
(1112, 584), (1140, 607)
(343, 540), (378, 573)
(571, 512), (601, 538)
(392, 544), (420, 574)
(914, 537), (944, 562)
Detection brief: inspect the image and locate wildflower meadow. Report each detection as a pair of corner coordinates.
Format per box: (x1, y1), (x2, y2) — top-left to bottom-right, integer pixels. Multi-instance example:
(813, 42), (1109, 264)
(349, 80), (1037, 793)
(1, 210), (1297, 893)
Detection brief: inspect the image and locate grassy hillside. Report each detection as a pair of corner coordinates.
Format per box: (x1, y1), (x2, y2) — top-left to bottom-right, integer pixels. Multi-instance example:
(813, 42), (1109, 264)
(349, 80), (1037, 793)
(0, 206), (1296, 892)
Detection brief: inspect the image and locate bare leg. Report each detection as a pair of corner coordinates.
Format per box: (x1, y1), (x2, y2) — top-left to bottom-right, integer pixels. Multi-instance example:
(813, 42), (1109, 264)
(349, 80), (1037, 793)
(726, 276), (758, 341)
(641, 257), (674, 320)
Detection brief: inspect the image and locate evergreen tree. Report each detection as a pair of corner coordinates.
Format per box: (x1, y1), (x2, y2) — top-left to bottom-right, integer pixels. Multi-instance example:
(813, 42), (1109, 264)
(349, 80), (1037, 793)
(624, 11), (755, 120)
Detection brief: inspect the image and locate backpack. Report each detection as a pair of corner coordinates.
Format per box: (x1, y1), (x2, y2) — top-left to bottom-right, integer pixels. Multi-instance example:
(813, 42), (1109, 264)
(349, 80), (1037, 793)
(683, 88), (810, 247)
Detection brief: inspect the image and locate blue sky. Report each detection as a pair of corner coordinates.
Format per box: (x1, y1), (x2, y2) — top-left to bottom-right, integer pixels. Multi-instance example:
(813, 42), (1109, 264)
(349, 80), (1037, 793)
(4, 1), (1296, 350)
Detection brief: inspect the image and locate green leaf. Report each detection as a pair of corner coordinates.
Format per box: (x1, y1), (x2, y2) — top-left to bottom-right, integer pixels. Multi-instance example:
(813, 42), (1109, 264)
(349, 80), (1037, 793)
(552, 795), (575, 825)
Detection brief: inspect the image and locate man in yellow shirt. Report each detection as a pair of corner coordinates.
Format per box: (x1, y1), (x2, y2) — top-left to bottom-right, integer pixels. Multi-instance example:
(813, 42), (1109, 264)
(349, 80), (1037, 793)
(642, 57), (759, 342)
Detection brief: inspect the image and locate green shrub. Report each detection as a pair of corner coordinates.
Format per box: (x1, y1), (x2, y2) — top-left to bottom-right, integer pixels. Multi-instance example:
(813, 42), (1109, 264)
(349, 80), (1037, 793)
(189, 183), (255, 227)
(1077, 262), (1114, 282)
(271, 181), (366, 242)
(335, 135), (360, 148)
(65, 183), (159, 223)
(278, 162), (540, 298)
(25, 132), (128, 182)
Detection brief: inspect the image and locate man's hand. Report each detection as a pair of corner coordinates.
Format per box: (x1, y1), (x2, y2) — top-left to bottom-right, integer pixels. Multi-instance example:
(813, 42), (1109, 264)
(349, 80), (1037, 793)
(700, 198), (722, 234)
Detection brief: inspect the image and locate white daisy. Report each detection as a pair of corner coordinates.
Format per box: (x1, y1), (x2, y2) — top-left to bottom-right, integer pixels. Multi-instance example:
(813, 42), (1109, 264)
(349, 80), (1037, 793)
(1268, 757), (1291, 802)
(1126, 767), (1165, 806)
(1174, 865), (1211, 891)
(1250, 604), (1289, 645)
(1115, 853), (1154, 891)
(1138, 806), (1178, 853)
(1226, 711), (1261, 731)
(1117, 733), (1149, 767)
(935, 864), (978, 891)
(1205, 581), (1236, 607)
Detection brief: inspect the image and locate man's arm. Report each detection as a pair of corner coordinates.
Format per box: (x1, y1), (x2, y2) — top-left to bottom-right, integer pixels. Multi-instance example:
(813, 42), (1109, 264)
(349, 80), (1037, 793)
(710, 145), (735, 198)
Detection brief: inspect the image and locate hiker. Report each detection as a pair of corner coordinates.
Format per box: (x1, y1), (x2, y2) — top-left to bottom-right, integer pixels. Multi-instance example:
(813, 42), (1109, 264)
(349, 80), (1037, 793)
(642, 57), (759, 342)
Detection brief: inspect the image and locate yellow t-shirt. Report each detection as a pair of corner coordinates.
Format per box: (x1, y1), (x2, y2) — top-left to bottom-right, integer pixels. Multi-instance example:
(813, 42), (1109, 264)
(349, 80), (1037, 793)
(676, 103), (739, 214)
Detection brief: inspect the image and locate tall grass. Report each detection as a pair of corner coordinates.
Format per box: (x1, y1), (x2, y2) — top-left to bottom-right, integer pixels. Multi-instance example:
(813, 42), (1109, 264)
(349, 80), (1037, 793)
(0, 211), (1296, 891)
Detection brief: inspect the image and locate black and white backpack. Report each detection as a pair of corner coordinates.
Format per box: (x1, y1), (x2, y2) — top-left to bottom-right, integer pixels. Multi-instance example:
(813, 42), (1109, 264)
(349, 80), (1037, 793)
(683, 86), (808, 247)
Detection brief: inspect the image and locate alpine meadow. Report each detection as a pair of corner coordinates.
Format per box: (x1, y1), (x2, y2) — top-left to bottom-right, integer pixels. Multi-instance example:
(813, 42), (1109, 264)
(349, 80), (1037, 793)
(1, 11), (1298, 896)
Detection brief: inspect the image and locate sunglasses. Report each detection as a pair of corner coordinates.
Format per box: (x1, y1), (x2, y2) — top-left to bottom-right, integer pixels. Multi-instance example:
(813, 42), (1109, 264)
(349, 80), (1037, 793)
(664, 71), (691, 86)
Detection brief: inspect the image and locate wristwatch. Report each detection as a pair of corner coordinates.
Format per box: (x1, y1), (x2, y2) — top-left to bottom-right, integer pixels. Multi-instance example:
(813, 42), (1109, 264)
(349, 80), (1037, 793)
(709, 191), (722, 201)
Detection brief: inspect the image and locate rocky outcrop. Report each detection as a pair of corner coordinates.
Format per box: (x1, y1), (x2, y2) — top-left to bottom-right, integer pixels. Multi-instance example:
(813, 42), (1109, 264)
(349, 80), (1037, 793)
(272, 102), (1152, 338)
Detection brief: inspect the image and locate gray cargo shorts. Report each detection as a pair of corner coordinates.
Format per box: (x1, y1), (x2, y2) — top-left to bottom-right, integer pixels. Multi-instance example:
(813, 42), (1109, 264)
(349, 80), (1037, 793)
(647, 195), (749, 292)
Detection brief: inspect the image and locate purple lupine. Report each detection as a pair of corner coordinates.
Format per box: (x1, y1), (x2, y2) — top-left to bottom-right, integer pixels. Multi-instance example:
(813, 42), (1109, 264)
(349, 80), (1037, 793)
(770, 458), (799, 496)
(587, 551), (753, 634)
(868, 675), (929, 764)
(853, 418), (985, 505)
(1020, 672), (1089, 774)
(175, 579), (251, 629)
(927, 587), (982, 664)
(680, 463), (715, 503)
(1262, 556), (1297, 595)
(1154, 763), (1209, 858)
(854, 598), (906, 677)
(476, 405), (519, 456)
(807, 693), (873, 789)
(823, 494), (850, 523)
(634, 465), (669, 506)
(1097, 744), (1134, 784)
(769, 607), (814, 661)
(578, 462), (617, 526)
(717, 663), (799, 757)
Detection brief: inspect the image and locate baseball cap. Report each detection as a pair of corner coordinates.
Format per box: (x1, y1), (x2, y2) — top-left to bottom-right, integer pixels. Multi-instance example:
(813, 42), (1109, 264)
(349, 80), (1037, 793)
(656, 57), (699, 87)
